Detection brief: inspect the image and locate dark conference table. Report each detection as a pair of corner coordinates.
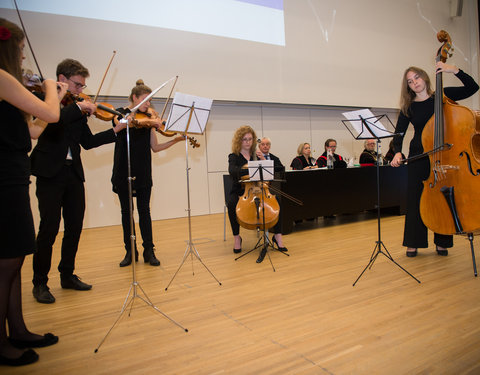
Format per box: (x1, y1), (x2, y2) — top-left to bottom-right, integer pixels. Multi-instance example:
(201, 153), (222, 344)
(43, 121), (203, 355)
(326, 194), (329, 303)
(276, 165), (407, 234)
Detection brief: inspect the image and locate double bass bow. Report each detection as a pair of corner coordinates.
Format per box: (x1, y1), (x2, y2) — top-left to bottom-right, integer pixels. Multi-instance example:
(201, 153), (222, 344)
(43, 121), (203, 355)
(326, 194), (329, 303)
(419, 30), (480, 235)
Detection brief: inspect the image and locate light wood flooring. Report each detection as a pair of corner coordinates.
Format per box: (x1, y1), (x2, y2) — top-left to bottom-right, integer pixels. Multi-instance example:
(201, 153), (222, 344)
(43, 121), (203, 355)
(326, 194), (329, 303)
(5, 212), (480, 375)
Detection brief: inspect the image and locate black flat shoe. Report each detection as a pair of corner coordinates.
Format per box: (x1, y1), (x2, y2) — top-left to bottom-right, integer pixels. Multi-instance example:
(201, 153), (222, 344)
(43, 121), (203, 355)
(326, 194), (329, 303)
(0, 349), (38, 366)
(406, 249), (418, 257)
(233, 236), (242, 254)
(8, 333), (58, 349)
(436, 246), (448, 256)
(272, 235), (288, 252)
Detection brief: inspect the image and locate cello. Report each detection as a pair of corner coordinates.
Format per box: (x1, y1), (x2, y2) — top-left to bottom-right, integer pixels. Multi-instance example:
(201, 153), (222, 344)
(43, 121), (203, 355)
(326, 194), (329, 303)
(419, 30), (480, 235)
(235, 161), (280, 231)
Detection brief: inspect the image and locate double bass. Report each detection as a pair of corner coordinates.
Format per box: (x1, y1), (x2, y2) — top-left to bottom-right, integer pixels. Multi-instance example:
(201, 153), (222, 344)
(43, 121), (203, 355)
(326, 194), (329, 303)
(419, 30), (480, 235)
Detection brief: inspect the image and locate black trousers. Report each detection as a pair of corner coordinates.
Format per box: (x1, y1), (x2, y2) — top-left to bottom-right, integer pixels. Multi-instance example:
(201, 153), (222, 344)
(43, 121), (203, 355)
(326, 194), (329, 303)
(403, 157), (453, 249)
(116, 185), (154, 253)
(227, 193), (282, 236)
(33, 164), (85, 286)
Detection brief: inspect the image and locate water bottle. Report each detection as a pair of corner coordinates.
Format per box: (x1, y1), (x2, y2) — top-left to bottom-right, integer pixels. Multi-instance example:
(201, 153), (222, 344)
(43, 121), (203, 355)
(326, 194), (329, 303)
(327, 150), (334, 169)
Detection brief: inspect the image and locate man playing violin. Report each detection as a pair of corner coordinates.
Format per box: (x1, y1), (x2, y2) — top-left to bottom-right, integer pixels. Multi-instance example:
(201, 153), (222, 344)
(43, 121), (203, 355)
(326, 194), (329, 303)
(30, 58), (126, 304)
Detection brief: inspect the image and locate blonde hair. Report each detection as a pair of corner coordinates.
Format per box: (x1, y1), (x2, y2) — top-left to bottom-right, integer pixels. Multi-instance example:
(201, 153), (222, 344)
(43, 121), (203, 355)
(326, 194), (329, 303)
(399, 66), (433, 115)
(297, 142), (310, 156)
(231, 125), (257, 155)
(129, 79), (152, 102)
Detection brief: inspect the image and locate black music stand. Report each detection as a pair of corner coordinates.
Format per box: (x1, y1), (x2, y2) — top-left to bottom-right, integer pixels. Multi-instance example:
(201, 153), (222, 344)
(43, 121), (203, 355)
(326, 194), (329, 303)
(234, 160), (289, 271)
(163, 92), (222, 290)
(341, 109), (420, 286)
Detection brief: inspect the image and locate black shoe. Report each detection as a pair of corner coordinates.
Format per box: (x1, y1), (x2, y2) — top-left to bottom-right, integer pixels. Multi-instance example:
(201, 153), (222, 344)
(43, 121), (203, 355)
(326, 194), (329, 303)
(272, 235), (288, 252)
(233, 236), (242, 254)
(0, 349), (38, 366)
(119, 250), (139, 267)
(256, 247), (267, 263)
(32, 284), (55, 304)
(144, 247), (160, 266)
(8, 333), (58, 349)
(436, 246), (448, 256)
(406, 249), (418, 257)
(60, 274), (92, 290)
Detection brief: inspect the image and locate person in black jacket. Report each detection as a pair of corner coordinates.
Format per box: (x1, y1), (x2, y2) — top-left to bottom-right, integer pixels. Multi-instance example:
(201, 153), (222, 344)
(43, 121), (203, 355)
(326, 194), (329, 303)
(30, 59), (126, 304)
(227, 127), (288, 261)
(256, 137), (285, 174)
(390, 62), (479, 257)
(290, 142), (317, 170)
(316, 138), (347, 168)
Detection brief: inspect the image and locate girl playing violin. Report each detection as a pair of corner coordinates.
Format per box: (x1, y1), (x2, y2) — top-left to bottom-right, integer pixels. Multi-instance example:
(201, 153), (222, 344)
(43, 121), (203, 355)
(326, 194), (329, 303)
(0, 18), (68, 366)
(227, 126), (288, 255)
(112, 79), (184, 267)
(390, 62), (479, 257)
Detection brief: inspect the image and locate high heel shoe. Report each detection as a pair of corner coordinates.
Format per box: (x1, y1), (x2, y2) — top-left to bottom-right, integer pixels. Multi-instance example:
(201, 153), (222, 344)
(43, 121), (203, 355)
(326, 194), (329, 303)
(406, 248), (417, 257)
(233, 236), (242, 253)
(436, 246), (448, 256)
(272, 235), (288, 252)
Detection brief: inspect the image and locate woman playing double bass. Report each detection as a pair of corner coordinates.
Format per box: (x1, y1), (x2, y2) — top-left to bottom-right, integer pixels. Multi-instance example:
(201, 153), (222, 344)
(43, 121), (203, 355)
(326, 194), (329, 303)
(390, 62), (479, 257)
(227, 126), (288, 254)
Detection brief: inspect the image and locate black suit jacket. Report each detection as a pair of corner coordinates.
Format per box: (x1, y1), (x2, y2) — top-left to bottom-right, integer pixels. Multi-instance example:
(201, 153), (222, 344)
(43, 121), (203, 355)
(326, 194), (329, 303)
(31, 103), (116, 181)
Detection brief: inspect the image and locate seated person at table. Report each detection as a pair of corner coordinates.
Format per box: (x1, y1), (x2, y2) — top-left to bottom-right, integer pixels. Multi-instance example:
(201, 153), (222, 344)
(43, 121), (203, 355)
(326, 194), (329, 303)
(359, 139), (385, 166)
(256, 137), (285, 175)
(290, 142), (317, 170)
(316, 138), (347, 168)
(384, 139), (405, 164)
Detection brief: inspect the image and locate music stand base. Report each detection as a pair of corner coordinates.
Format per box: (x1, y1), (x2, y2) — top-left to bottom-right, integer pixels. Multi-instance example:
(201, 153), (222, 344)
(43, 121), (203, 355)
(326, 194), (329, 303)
(95, 281), (187, 353)
(353, 240), (421, 286)
(165, 241), (222, 291)
(235, 232), (289, 271)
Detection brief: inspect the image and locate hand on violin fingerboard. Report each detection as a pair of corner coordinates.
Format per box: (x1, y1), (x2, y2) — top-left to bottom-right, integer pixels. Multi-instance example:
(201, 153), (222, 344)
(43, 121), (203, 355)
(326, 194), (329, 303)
(77, 100), (96, 115)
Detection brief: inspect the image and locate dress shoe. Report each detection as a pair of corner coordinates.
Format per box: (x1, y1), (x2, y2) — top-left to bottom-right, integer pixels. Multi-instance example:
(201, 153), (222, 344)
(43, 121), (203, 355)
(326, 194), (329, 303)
(406, 248), (418, 257)
(144, 247), (160, 266)
(8, 333), (58, 349)
(272, 235), (288, 252)
(60, 274), (92, 291)
(233, 236), (242, 254)
(0, 349), (38, 366)
(256, 247), (267, 263)
(32, 284), (55, 304)
(436, 246), (448, 256)
(119, 250), (139, 267)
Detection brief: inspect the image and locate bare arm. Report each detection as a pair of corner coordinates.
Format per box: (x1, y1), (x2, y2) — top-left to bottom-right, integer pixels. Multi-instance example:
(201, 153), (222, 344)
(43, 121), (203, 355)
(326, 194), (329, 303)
(150, 129), (184, 153)
(0, 69), (66, 123)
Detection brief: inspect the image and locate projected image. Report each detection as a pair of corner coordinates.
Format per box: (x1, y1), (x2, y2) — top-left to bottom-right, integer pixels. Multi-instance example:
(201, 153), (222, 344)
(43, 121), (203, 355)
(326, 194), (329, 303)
(0, 0), (285, 46)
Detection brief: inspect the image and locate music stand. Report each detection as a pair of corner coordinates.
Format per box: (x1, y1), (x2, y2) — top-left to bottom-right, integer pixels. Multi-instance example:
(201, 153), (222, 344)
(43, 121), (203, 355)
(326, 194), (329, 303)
(341, 109), (420, 286)
(164, 93), (222, 290)
(95, 79), (188, 353)
(234, 160), (289, 271)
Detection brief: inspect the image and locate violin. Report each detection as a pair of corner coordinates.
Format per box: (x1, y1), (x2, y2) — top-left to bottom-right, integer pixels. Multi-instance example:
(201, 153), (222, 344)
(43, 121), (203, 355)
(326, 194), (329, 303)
(63, 91), (119, 121)
(235, 163), (280, 231)
(131, 108), (200, 148)
(419, 30), (480, 235)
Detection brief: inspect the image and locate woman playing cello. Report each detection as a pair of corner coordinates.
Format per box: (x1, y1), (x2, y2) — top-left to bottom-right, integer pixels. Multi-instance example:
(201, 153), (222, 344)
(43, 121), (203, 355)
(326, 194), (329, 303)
(227, 125), (288, 255)
(390, 62), (478, 257)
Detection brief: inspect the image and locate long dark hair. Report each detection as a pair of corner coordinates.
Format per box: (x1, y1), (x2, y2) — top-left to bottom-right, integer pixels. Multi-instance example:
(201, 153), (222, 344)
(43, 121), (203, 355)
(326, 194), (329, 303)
(0, 18), (25, 84)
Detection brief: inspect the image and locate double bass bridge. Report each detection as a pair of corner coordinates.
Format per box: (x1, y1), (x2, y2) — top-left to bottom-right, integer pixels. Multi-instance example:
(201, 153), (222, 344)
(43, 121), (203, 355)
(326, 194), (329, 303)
(431, 163), (460, 186)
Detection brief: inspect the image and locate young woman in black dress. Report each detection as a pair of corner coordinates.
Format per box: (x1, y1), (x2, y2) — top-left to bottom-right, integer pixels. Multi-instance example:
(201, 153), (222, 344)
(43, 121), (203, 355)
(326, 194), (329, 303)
(0, 18), (68, 366)
(390, 62), (479, 257)
(112, 80), (184, 267)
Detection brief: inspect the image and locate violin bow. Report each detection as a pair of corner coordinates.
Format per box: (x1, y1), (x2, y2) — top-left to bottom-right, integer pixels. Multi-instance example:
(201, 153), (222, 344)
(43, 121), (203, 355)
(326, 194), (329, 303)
(158, 75), (179, 121)
(14, 0), (44, 79)
(93, 50), (117, 104)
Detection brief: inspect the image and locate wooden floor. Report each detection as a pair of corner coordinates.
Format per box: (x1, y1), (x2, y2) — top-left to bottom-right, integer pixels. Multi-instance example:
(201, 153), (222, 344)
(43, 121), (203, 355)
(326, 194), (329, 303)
(6, 212), (480, 375)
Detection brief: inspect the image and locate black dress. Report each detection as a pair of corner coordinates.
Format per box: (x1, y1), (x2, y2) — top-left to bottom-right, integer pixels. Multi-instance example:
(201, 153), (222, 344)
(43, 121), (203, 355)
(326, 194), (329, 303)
(112, 108), (155, 253)
(392, 70), (479, 248)
(0, 100), (36, 258)
(290, 155), (316, 170)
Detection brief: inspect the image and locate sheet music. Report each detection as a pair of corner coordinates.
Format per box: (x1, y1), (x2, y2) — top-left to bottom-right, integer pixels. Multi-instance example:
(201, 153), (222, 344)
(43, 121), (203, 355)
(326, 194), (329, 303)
(248, 160), (274, 181)
(342, 109), (392, 138)
(165, 92), (212, 135)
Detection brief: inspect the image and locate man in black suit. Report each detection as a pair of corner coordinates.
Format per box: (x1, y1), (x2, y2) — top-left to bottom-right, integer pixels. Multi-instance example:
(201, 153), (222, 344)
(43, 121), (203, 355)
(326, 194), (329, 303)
(256, 137), (284, 175)
(30, 58), (125, 304)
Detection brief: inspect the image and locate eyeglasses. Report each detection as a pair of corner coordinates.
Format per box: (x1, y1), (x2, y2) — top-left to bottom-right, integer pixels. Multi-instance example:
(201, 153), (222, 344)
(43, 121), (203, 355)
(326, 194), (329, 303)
(68, 77), (87, 89)
(242, 137), (253, 142)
